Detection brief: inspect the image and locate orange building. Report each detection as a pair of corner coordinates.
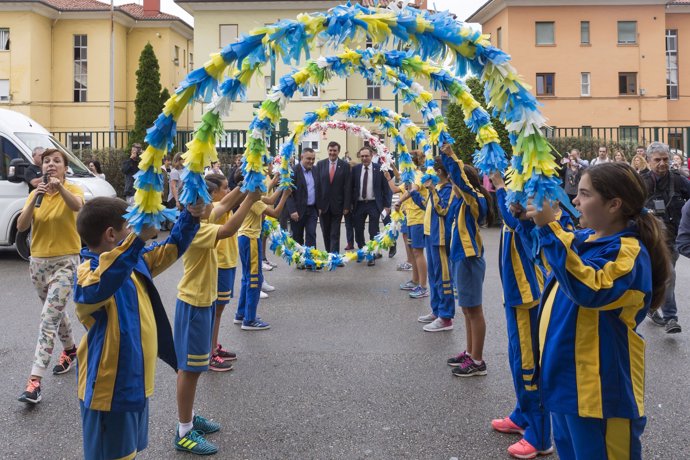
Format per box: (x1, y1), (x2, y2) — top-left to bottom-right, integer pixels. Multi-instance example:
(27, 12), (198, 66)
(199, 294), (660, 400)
(468, 0), (690, 152)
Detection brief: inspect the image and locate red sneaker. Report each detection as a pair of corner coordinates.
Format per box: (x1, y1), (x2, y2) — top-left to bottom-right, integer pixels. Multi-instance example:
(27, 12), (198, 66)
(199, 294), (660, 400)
(507, 439), (554, 459)
(491, 417), (525, 435)
(215, 344), (237, 361)
(209, 354), (233, 372)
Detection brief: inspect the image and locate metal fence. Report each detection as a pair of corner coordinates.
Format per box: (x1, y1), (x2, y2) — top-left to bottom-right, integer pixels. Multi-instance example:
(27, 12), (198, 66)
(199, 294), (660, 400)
(542, 126), (690, 153)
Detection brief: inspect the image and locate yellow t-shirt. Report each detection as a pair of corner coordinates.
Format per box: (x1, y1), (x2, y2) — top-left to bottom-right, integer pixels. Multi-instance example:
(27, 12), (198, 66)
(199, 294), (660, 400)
(177, 223), (221, 307)
(23, 181), (84, 258)
(238, 201), (268, 238)
(209, 202), (238, 269)
(399, 172), (427, 226)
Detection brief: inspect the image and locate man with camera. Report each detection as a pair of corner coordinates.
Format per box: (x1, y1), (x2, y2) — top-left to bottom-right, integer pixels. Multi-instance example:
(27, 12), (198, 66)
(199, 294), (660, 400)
(641, 141), (690, 333)
(121, 143), (142, 205)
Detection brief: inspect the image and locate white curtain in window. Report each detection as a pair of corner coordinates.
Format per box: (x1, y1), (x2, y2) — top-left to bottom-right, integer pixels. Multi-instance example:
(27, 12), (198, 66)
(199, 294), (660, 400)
(0, 29), (8, 50)
(536, 23), (554, 45)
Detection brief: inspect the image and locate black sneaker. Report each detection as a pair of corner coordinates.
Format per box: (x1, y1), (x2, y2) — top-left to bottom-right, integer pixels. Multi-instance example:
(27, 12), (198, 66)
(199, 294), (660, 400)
(447, 351), (471, 367)
(665, 319), (682, 334)
(52, 347), (77, 375)
(18, 379), (41, 404)
(647, 310), (667, 326)
(388, 244), (397, 258)
(452, 359), (487, 377)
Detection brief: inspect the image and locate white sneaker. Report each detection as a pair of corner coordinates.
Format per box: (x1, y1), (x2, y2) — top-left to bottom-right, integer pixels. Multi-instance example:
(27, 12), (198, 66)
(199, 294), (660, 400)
(417, 313), (437, 323)
(260, 291), (269, 299)
(423, 317), (454, 332)
(261, 261), (273, 271)
(262, 281), (275, 292)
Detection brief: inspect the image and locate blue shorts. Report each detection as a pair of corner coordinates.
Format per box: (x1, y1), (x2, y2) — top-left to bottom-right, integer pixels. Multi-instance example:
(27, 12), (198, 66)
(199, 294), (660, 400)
(81, 399), (149, 460)
(174, 299), (215, 372)
(452, 255), (486, 307)
(408, 224), (425, 249)
(401, 221), (408, 235)
(216, 267), (236, 306)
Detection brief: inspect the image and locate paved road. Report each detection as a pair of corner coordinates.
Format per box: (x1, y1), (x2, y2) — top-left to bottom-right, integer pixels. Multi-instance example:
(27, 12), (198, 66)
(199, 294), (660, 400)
(1, 227), (688, 459)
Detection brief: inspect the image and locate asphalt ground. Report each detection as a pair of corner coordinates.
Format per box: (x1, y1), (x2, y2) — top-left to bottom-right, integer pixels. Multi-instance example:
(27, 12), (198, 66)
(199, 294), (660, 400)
(0, 226), (688, 459)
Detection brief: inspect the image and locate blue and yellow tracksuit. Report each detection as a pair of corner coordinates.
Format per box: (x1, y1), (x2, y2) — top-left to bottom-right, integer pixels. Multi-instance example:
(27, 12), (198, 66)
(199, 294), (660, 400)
(537, 221), (652, 460)
(495, 188), (551, 451)
(236, 200), (268, 324)
(441, 153), (487, 263)
(74, 210), (198, 412)
(411, 182), (456, 318)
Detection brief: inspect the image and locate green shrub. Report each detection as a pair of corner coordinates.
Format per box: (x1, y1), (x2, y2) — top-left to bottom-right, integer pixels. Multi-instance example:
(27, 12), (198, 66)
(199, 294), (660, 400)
(548, 137), (640, 162)
(74, 149), (129, 197)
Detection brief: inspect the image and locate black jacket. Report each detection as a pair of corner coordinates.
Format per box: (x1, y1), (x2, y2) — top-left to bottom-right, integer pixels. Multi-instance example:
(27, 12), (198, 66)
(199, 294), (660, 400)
(121, 158), (140, 197)
(351, 162), (392, 213)
(641, 170), (690, 242)
(315, 158), (351, 214)
(286, 164), (317, 217)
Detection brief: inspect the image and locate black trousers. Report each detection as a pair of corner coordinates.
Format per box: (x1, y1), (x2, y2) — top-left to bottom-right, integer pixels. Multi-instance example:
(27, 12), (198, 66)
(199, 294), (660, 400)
(319, 209), (343, 253)
(354, 200), (380, 249)
(290, 205), (318, 247)
(345, 211), (354, 246)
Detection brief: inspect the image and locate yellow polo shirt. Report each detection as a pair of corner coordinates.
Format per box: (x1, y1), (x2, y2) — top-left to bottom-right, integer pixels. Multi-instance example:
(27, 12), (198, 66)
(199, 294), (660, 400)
(238, 201), (268, 239)
(209, 202), (238, 269)
(176, 223), (221, 307)
(23, 182), (84, 258)
(399, 171), (427, 226)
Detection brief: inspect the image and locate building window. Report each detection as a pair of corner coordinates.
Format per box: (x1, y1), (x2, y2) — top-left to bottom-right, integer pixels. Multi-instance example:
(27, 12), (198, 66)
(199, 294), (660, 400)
(173, 46), (179, 66)
(219, 24), (238, 48)
(496, 27), (502, 49)
(617, 21), (637, 44)
(668, 132), (684, 151)
(189, 52), (194, 70)
(619, 126), (639, 143)
(265, 75), (272, 95)
(73, 35), (87, 103)
(581, 72), (590, 96)
(302, 85), (320, 99)
(69, 134), (92, 152)
(367, 77), (381, 100)
(0, 79), (8, 102)
(535, 22), (555, 45)
(0, 28), (9, 50)
(301, 132), (320, 152)
(618, 72), (637, 95)
(666, 29), (679, 100)
(536, 73), (555, 96)
(580, 21), (590, 44)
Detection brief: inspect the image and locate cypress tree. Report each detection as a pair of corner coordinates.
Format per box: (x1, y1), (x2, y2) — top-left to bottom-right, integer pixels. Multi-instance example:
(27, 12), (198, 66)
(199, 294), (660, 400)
(446, 77), (511, 164)
(130, 43), (164, 149)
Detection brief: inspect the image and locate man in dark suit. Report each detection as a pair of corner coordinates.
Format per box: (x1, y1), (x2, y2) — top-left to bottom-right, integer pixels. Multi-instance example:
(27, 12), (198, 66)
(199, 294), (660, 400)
(351, 146), (392, 266)
(286, 148), (318, 248)
(315, 141), (351, 254)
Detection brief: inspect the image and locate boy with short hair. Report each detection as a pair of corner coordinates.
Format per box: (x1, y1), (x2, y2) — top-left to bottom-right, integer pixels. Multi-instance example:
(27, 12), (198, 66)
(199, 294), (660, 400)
(74, 197), (204, 460)
(174, 182), (262, 455)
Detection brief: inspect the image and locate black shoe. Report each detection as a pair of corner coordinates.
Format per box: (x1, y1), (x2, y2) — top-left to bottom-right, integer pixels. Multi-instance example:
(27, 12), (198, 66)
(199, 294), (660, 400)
(665, 319), (682, 334)
(647, 310), (667, 326)
(375, 253), (382, 259)
(336, 262), (345, 267)
(367, 260), (375, 266)
(18, 379), (41, 404)
(388, 244), (397, 258)
(52, 347), (77, 375)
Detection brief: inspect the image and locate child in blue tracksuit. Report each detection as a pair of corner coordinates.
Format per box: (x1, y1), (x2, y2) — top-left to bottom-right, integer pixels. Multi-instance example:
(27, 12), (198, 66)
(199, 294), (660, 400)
(440, 144), (492, 377)
(489, 172), (553, 459)
(409, 157), (457, 331)
(73, 198), (202, 460)
(527, 162), (670, 460)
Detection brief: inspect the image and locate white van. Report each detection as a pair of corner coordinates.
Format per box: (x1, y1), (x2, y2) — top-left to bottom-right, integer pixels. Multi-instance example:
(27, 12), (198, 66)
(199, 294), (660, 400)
(0, 108), (116, 259)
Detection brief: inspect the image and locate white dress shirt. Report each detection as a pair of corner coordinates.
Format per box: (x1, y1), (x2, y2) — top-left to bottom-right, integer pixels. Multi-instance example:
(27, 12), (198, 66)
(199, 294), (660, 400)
(359, 163), (374, 201)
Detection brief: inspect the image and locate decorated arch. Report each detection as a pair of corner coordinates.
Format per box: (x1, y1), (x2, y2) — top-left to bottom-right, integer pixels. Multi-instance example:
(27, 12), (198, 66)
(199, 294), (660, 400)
(305, 121), (391, 167)
(126, 1), (564, 253)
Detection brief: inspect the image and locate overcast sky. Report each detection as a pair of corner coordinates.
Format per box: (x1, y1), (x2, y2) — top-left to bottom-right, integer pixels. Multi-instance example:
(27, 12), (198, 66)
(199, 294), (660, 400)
(115, 0), (487, 27)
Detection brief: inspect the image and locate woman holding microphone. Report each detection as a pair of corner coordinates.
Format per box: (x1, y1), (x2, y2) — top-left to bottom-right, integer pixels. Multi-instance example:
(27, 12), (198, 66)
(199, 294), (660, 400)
(16, 148), (84, 404)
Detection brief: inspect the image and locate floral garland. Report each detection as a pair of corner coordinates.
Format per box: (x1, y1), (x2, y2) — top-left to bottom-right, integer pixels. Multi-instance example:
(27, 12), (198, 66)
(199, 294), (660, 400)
(127, 2), (518, 231)
(305, 121), (391, 168)
(129, 1), (566, 231)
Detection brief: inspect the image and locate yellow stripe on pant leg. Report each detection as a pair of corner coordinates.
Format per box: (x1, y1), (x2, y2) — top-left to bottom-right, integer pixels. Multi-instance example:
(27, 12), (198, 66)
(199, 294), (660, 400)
(515, 308), (535, 370)
(250, 238), (259, 275)
(575, 307), (603, 418)
(605, 418), (631, 460)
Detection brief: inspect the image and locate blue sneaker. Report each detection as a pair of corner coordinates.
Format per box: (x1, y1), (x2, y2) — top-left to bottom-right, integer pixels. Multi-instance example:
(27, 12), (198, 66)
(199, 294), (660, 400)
(409, 286), (430, 299)
(400, 280), (418, 291)
(241, 319), (271, 331)
(193, 414), (221, 434)
(174, 429), (218, 455)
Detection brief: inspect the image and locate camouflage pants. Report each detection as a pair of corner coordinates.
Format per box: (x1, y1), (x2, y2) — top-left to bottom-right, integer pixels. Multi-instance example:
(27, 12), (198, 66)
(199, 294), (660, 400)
(29, 255), (78, 377)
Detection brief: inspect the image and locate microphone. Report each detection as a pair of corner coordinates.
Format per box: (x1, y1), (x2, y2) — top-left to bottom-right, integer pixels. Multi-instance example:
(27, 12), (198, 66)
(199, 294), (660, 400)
(35, 174), (49, 208)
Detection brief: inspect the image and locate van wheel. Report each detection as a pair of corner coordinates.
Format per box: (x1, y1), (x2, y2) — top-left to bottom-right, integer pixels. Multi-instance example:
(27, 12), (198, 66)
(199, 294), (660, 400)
(16, 229), (31, 261)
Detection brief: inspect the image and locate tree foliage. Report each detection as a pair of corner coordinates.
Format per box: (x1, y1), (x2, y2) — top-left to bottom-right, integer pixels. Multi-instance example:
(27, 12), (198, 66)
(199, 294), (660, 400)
(445, 77), (512, 164)
(130, 43), (166, 149)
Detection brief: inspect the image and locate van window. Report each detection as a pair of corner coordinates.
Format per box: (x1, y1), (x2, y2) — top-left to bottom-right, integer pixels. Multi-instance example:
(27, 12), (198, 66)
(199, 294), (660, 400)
(0, 135), (22, 180)
(15, 132), (91, 176)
